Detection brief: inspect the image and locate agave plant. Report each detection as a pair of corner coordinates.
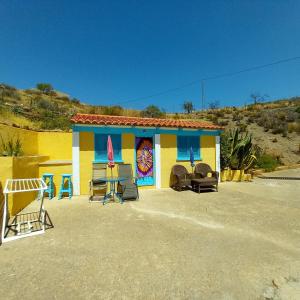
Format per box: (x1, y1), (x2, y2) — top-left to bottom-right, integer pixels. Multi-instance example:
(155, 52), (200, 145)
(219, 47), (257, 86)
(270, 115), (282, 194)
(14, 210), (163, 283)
(221, 129), (257, 171)
(0, 135), (23, 157)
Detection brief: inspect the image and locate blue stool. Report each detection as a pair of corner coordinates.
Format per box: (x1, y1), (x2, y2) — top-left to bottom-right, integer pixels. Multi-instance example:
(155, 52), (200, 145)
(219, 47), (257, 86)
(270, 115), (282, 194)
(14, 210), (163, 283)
(58, 174), (72, 200)
(42, 173), (54, 199)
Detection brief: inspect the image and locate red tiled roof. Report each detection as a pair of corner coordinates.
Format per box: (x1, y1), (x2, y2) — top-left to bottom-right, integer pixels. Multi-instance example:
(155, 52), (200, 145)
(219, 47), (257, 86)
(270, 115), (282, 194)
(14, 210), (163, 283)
(71, 113), (223, 130)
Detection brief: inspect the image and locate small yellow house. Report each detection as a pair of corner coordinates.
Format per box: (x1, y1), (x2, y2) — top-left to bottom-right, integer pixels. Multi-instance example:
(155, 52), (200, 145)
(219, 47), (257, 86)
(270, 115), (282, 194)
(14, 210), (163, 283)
(71, 113), (223, 194)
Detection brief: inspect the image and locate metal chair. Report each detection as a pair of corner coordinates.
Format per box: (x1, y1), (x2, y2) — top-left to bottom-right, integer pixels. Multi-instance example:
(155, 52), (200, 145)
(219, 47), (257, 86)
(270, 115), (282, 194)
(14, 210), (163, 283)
(89, 163), (107, 202)
(117, 164), (139, 201)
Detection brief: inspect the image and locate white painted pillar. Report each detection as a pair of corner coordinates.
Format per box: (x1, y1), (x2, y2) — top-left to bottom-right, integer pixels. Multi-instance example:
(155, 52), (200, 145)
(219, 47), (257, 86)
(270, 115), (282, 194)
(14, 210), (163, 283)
(154, 134), (161, 189)
(215, 135), (221, 182)
(72, 131), (80, 195)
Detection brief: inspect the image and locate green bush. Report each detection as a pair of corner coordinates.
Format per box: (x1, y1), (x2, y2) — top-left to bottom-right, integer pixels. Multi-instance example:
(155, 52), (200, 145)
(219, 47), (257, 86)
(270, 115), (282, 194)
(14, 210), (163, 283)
(256, 153), (280, 171)
(31, 97), (59, 113)
(36, 83), (54, 94)
(71, 98), (80, 105)
(141, 105), (165, 118)
(40, 116), (71, 130)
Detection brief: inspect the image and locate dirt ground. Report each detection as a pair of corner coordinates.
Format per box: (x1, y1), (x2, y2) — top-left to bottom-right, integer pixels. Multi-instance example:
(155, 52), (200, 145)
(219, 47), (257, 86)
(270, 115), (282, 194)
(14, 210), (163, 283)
(0, 170), (300, 300)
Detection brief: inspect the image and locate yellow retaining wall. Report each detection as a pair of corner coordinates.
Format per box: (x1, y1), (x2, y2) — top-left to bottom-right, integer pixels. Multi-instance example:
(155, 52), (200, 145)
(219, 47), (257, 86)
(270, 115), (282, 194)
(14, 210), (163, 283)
(221, 169), (252, 182)
(0, 124), (38, 155)
(0, 124), (72, 160)
(160, 134), (216, 188)
(0, 156), (48, 216)
(37, 132), (72, 159)
(0, 124), (72, 214)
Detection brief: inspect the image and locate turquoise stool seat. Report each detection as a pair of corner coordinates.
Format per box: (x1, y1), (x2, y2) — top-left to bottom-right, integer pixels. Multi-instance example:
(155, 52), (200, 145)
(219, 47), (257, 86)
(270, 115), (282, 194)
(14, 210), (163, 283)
(58, 174), (72, 200)
(42, 173), (54, 199)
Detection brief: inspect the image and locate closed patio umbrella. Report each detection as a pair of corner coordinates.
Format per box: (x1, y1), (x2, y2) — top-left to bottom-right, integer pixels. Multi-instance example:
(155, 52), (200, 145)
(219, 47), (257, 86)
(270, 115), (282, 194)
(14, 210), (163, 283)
(107, 135), (115, 176)
(190, 146), (195, 172)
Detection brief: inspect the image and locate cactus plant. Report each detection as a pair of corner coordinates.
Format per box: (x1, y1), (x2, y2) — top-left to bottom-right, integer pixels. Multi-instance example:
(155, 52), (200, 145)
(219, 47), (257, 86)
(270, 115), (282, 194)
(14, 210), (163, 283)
(221, 129), (257, 171)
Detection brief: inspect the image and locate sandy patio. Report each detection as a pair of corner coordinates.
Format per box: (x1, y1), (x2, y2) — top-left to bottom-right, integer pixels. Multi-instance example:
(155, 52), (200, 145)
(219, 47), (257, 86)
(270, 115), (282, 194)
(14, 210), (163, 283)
(1, 169), (300, 300)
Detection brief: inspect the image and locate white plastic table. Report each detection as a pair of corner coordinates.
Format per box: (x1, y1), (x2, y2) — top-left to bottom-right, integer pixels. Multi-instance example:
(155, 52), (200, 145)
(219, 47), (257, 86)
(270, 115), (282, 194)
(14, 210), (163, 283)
(1, 178), (47, 243)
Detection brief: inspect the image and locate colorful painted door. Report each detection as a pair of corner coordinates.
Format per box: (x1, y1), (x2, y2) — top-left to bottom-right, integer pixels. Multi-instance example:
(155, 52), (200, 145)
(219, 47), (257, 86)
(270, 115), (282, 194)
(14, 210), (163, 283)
(135, 137), (154, 186)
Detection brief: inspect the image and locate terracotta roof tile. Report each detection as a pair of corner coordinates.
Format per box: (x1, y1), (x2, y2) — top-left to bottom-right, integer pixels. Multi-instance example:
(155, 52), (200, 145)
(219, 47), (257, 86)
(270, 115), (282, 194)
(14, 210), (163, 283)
(71, 113), (223, 130)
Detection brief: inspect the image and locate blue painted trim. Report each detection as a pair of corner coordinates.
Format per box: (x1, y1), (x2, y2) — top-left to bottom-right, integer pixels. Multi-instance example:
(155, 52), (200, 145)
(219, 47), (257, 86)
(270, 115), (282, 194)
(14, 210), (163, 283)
(73, 125), (221, 136)
(177, 157), (202, 162)
(93, 160), (124, 163)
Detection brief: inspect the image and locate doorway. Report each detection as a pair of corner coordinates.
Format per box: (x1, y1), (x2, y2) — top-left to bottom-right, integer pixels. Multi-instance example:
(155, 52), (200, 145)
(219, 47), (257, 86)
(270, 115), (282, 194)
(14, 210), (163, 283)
(135, 137), (154, 186)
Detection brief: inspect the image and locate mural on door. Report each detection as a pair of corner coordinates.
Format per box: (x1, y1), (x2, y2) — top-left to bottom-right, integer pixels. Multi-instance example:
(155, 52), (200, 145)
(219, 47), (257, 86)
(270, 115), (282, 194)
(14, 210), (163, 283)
(135, 137), (154, 186)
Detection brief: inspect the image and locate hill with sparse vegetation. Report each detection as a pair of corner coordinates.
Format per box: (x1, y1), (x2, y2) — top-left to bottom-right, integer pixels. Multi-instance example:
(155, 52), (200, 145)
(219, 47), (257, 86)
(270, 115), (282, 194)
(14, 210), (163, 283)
(1, 82), (299, 166)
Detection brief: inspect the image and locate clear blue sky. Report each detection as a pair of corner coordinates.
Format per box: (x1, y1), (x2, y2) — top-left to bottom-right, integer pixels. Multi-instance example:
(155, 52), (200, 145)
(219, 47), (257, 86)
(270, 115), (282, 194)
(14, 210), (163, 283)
(1, 0), (300, 112)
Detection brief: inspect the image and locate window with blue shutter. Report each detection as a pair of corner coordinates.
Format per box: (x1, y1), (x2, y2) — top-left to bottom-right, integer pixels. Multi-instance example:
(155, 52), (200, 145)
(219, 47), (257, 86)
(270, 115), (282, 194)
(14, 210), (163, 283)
(94, 134), (122, 162)
(177, 136), (200, 161)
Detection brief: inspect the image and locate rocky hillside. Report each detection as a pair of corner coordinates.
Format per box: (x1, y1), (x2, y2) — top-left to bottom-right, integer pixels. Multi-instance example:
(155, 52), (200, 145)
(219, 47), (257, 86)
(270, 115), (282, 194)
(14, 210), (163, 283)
(1, 83), (299, 165)
(171, 99), (300, 165)
(0, 83), (140, 131)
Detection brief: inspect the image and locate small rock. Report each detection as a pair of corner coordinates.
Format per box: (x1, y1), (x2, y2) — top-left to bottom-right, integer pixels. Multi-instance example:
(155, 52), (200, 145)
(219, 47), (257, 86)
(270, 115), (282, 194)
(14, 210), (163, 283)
(263, 286), (275, 299)
(272, 276), (287, 288)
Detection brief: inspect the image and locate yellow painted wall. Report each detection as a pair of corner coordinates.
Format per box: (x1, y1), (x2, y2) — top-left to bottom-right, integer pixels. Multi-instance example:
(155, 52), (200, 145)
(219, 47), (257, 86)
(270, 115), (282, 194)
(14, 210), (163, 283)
(122, 133), (135, 166)
(0, 157), (13, 213)
(160, 134), (216, 188)
(79, 132), (94, 194)
(0, 156), (48, 216)
(160, 135), (199, 188)
(201, 136), (216, 170)
(0, 124), (38, 155)
(12, 156), (47, 215)
(0, 124), (72, 160)
(37, 132), (72, 159)
(0, 124), (72, 214)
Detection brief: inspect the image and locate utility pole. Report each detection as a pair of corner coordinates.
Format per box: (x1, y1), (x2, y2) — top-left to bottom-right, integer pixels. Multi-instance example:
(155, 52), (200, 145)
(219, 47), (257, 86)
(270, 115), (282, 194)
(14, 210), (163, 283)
(201, 80), (205, 111)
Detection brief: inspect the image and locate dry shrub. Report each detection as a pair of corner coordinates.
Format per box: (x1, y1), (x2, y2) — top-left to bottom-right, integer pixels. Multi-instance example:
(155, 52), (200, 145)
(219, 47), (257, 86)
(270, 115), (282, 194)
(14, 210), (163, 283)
(288, 122), (300, 134)
(232, 112), (243, 122)
(217, 120), (229, 126)
(238, 122), (248, 132)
